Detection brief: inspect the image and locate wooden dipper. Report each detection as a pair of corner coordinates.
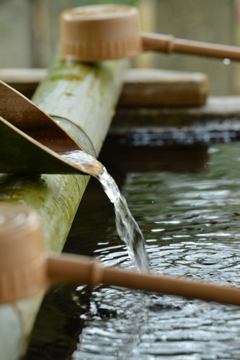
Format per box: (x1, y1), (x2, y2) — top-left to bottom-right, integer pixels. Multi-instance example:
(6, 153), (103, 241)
(61, 4), (240, 63)
(1, 204), (240, 306)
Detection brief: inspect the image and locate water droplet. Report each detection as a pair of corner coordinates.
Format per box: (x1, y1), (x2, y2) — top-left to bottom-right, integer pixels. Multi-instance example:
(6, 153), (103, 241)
(208, 147), (220, 154)
(223, 58), (231, 65)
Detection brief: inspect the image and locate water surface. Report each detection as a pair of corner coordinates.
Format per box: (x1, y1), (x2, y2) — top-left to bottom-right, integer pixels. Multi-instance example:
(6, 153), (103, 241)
(25, 142), (240, 360)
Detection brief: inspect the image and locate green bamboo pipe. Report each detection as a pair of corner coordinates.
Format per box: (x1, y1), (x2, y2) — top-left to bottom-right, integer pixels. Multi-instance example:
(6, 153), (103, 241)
(0, 57), (129, 360)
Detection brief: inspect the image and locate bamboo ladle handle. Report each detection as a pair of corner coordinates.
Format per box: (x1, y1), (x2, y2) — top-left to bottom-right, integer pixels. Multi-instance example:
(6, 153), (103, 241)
(141, 33), (240, 61)
(47, 253), (240, 306)
(1, 204), (240, 307)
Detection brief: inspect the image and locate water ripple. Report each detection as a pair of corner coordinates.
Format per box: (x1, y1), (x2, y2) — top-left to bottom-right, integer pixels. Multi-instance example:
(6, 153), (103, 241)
(72, 144), (240, 360)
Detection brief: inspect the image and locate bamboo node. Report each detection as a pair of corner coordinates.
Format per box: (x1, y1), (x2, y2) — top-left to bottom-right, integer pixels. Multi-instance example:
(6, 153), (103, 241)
(166, 35), (175, 54)
(88, 258), (103, 289)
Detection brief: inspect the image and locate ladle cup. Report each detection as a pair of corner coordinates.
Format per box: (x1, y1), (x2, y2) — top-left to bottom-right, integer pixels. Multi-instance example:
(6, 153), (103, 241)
(61, 4), (240, 62)
(1, 203), (240, 307)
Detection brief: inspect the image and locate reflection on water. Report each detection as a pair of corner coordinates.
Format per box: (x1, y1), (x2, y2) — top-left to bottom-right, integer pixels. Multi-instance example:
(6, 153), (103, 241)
(25, 142), (240, 360)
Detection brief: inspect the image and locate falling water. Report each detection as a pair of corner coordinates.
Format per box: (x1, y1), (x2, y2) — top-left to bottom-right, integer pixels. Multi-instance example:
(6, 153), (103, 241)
(61, 150), (149, 272)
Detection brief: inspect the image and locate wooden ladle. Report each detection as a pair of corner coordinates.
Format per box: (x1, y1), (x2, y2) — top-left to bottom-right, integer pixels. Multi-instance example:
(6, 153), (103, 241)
(0, 81), (102, 175)
(1, 203), (240, 307)
(61, 4), (240, 63)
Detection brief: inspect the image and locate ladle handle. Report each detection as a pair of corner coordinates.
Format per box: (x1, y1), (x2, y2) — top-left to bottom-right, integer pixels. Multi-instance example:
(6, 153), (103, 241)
(47, 254), (240, 306)
(141, 32), (240, 61)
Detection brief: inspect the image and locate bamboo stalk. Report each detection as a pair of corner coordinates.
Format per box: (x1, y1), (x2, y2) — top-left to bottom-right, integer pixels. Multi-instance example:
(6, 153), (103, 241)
(0, 57), (128, 360)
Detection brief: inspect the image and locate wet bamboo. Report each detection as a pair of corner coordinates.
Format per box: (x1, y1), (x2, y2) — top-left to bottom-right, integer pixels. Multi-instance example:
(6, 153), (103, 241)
(0, 57), (128, 360)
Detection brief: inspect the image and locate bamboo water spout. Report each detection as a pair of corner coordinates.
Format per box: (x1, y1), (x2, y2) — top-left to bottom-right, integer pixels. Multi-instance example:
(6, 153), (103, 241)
(0, 81), (103, 175)
(0, 81), (149, 272)
(61, 4), (240, 63)
(1, 204), (240, 308)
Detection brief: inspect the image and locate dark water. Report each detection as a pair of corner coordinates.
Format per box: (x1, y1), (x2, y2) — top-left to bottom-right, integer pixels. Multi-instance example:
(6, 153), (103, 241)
(25, 141), (240, 360)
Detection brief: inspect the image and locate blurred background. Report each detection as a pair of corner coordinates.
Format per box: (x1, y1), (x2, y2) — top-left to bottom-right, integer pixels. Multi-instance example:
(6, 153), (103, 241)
(1, 0), (240, 95)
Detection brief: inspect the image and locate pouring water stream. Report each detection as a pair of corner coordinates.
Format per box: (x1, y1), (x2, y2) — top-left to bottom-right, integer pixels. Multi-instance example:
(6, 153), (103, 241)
(61, 150), (149, 272)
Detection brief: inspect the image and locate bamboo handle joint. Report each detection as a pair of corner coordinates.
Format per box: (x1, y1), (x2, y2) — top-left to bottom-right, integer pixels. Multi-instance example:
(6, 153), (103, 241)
(141, 33), (175, 54)
(88, 259), (103, 289)
(165, 35), (175, 53)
